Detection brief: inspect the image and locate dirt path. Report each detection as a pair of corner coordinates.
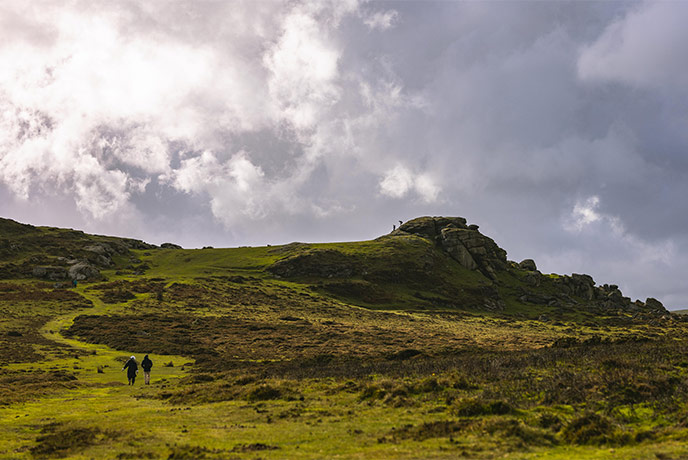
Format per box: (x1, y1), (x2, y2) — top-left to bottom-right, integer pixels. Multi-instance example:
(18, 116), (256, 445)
(34, 285), (191, 383)
(0, 286), (193, 458)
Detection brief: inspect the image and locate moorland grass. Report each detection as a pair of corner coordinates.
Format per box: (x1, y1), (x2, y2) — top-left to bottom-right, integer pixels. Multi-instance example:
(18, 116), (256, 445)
(2, 227), (688, 458)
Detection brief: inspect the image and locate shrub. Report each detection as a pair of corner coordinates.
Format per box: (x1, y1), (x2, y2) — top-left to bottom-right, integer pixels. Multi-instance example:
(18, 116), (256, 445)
(561, 412), (625, 445)
(454, 398), (515, 417)
(484, 419), (556, 446)
(247, 384), (282, 401)
(537, 413), (562, 432)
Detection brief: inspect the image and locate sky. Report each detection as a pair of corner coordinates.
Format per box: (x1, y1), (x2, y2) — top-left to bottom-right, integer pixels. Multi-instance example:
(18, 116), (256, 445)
(1, 1), (687, 309)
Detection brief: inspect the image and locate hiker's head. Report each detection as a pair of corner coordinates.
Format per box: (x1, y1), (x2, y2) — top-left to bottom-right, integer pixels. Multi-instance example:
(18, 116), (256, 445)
(130, 356), (135, 360)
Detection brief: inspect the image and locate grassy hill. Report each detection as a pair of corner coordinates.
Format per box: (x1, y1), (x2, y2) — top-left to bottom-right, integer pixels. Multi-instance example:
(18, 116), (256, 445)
(1, 216), (687, 459)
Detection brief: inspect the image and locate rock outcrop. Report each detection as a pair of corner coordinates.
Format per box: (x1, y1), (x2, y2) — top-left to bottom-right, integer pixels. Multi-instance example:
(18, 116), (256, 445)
(395, 216), (507, 279)
(518, 272), (667, 314)
(393, 216), (667, 315)
(68, 262), (102, 281)
(519, 259), (537, 271)
(32, 266), (67, 281)
(161, 243), (183, 249)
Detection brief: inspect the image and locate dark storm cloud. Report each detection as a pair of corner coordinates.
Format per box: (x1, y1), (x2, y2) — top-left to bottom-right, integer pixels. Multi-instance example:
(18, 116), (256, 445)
(1, 1), (687, 308)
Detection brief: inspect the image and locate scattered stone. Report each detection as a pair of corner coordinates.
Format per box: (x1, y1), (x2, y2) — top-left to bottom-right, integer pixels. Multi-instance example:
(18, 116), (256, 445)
(68, 263), (102, 281)
(32, 266), (67, 281)
(645, 297), (665, 311)
(518, 259), (537, 271)
(83, 243), (112, 256)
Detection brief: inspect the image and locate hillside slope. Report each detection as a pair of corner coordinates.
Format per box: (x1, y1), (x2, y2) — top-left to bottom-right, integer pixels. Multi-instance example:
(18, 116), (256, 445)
(2, 215), (686, 460)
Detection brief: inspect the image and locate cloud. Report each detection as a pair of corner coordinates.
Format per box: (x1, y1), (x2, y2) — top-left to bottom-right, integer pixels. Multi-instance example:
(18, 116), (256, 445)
(171, 150), (267, 225)
(364, 10), (399, 31)
(567, 196), (602, 231)
(379, 165), (414, 198)
(0, 1), (389, 223)
(3, 1), (688, 309)
(379, 165), (439, 203)
(263, 8), (342, 131)
(578, 1), (688, 91)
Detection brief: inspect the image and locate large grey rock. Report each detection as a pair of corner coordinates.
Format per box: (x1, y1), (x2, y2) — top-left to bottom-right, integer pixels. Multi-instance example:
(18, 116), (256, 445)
(82, 243), (115, 267)
(122, 238), (158, 250)
(518, 259), (537, 271)
(439, 227), (507, 278)
(568, 274), (595, 300)
(32, 266), (67, 280)
(645, 297), (666, 312)
(398, 216), (467, 241)
(84, 243), (113, 255)
(440, 228), (477, 270)
(68, 262), (101, 281)
(397, 216), (507, 279)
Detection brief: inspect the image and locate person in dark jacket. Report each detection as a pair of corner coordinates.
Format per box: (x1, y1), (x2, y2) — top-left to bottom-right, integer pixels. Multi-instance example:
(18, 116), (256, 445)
(141, 354), (153, 385)
(122, 356), (138, 385)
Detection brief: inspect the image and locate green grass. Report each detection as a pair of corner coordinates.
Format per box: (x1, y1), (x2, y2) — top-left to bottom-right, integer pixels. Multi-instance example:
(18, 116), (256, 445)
(2, 218), (687, 458)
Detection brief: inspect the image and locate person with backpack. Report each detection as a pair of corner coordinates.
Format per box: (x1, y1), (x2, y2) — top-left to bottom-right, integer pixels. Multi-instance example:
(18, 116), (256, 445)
(141, 354), (153, 385)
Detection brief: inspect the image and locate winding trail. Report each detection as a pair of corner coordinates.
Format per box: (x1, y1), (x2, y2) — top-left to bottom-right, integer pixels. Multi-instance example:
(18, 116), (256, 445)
(0, 284), (193, 459)
(38, 285), (191, 384)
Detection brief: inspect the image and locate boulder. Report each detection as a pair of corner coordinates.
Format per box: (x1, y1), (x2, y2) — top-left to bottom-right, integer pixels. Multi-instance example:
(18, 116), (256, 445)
(518, 259), (537, 271)
(68, 263), (102, 281)
(83, 243), (113, 255)
(82, 243), (115, 267)
(606, 289), (624, 303)
(524, 272), (542, 287)
(567, 274), (595, 300)
(396, 216), (507, 279)
(439, 227), (507, 278)
(398, 216), (467, 241)
(32, 266), (67, 280)
(439, 228), (478, 270)
(645, 297), (666, 312)
(122, 238), (158, 250)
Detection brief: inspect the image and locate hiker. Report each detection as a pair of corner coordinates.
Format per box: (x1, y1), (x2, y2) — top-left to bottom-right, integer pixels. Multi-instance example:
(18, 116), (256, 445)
(122, 356), (138, 385)
(72, 279), (78, 288)
(393, 224), (396, 231)
(141, 354), (153, 385)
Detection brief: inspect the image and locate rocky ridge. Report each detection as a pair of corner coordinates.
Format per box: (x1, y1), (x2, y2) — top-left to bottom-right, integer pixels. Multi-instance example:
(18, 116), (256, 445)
(392, 216), (666, 314)
(0, 218), (157, 282)
(393, 216), (507, 279)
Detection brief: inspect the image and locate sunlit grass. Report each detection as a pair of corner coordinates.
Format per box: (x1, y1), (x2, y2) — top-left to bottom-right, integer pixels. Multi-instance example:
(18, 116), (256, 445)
(2, 234), (688, 458)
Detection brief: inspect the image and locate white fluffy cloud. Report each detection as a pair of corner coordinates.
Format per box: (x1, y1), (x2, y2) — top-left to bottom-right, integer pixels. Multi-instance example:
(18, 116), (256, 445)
(3, 1), (688, 308)
(264, 9), (342, 131)
(0, 0), (411, 223)
(379, 165), (439, 203)
(567, 196), (602, 232)
(364, 10), (399, 31)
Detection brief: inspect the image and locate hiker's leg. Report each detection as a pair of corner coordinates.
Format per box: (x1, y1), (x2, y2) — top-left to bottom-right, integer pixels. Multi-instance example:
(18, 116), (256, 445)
(144, 371), (150, 384)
